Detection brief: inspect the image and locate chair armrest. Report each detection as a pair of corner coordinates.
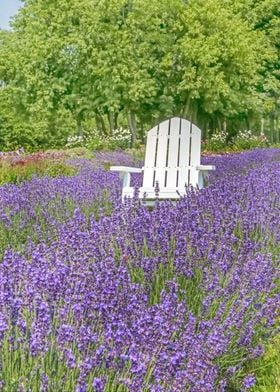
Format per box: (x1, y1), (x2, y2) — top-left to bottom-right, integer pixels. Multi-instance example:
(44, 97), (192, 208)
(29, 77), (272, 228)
(110, 166), (143, 188)
(196, 165), (216, 171)
(110, 166), (143, 174)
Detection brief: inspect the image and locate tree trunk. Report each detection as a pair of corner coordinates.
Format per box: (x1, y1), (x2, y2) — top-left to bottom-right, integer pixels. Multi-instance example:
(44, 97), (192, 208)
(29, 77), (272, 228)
(139, 122), (145, 143)
(47, 113), (56, 144)
(95, 113), (107, 135)
(217, 117), (222, 132)
(182, 95), (191, 118)
(223, 119), (227, 133)
(114, 112), (119, 129)
(245, 117), (251, 131)
(107, 112), (115, 135)
(276, 116), (279, 144)
(261, 117), (264, 134)
(191, 103), (198, 125)
(208, 116), (215, 136)
(76, 114), (83, 137)
(269, 115), (274, 143)
(203, 120), (209, 140)
(127, 111), (137, 146)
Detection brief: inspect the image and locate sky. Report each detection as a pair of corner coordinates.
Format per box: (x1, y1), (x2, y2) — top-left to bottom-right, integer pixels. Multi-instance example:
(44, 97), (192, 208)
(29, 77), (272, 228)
(0, 0), (22, 30)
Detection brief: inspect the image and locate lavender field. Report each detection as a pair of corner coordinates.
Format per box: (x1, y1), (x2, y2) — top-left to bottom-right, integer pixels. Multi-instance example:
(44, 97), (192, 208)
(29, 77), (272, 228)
(0, 149), (279, 392)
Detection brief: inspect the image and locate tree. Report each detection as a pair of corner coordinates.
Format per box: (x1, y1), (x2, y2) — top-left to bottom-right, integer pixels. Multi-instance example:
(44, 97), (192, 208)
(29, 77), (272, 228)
(0, 0), (276, 149)
(225, 0), (280, 139)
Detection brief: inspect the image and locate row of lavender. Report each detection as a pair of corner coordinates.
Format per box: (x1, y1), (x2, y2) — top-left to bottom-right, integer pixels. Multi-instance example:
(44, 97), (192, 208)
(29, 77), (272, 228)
(0, 149), (279, 391)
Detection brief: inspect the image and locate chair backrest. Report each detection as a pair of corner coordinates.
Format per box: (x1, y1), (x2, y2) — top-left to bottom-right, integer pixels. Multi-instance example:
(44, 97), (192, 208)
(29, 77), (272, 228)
(142, 117), (202, 189)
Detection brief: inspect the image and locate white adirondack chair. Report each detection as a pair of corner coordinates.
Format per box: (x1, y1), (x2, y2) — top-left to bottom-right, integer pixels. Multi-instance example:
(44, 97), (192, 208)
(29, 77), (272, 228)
(110, 117), (215, 202)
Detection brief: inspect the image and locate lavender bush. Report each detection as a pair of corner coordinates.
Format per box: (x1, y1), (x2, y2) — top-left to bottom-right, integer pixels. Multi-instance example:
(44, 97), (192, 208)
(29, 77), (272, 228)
(0, 148), (279, 391)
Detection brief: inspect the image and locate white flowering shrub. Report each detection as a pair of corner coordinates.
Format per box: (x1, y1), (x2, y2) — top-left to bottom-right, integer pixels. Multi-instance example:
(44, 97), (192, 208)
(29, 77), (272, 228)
(233, 130), (269, 150)
(83, 128), (132, 151)
(65, 135), (84, 148)
(204, 129), (228, 152)
(65, 128), (132, 151)
(107, 127), (132, 149)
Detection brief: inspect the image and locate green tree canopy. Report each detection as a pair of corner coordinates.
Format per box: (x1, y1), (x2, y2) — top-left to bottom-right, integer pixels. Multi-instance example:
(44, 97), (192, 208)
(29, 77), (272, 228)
(0, 0), (278, 149)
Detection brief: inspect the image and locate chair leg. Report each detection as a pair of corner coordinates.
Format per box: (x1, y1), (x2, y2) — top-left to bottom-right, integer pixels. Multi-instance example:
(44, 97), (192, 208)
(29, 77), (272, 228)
(198, 171), (204, 189)
(119, 172), (131, 188)
(123, 172), (130, 188)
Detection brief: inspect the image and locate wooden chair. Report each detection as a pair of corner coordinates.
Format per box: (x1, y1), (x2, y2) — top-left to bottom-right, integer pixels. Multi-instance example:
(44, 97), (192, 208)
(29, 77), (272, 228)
(110, 117), (215, 202)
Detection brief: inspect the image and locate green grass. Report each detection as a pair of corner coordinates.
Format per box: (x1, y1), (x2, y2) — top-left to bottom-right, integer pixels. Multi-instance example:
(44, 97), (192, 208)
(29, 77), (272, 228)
(252, 337), (280, 392)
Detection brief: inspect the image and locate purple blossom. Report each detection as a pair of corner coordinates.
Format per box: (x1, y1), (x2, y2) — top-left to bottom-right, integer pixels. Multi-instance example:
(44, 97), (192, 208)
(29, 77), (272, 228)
(0, 148), (279, 390)
(92, 376), (106, 392)
(40, 373), (49, 392)
(242, 374), (256, 390)
(63, 348), (76, 369)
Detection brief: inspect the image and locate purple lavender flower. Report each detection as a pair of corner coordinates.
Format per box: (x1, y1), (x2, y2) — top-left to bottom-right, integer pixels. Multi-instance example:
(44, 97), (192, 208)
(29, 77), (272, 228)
(40, 373), (49, 392)
(242, 374), (256, 390)
(0, 148), (279, 391)
(63, 348), (76, 369)
(92, 376), (106, 392)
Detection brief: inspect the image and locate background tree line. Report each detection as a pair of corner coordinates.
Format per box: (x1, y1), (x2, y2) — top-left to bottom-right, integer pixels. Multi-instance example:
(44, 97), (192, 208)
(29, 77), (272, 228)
(0, 0), (279, 150)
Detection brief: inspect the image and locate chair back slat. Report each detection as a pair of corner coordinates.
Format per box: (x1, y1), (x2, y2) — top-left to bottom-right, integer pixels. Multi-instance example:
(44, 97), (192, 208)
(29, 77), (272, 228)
(142, 125), (158, 187)
(154, 119), (169, 187)
(165, 117), (181, 188)
(177, 119), (191, 187)
(189, 123), (201, 185)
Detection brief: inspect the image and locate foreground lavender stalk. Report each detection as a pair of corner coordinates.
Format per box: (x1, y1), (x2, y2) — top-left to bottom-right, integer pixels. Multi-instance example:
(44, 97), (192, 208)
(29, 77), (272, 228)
(0, 148), (279, 391)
